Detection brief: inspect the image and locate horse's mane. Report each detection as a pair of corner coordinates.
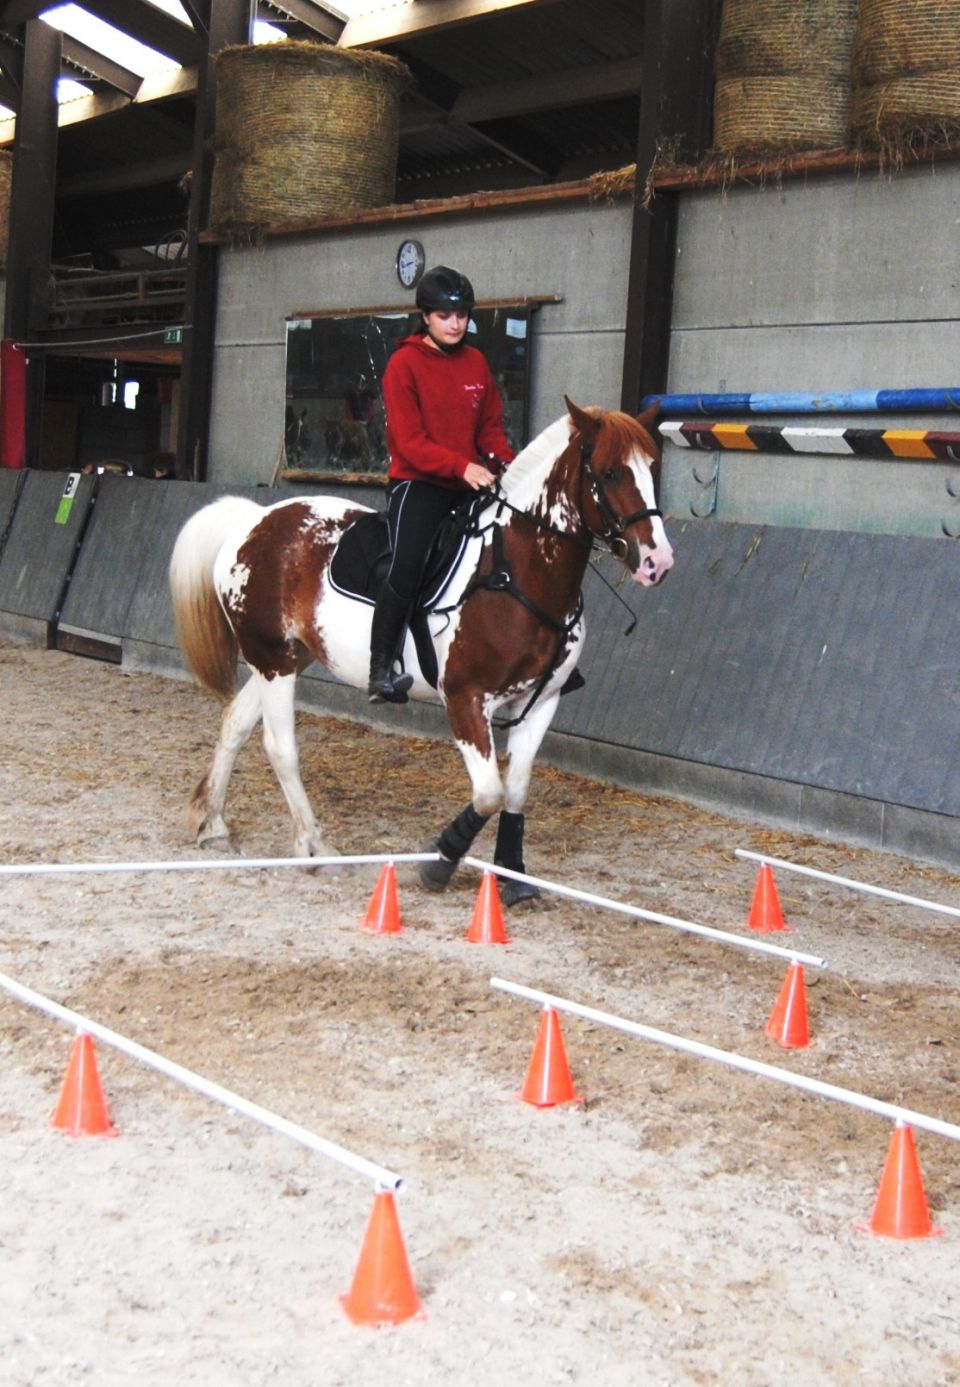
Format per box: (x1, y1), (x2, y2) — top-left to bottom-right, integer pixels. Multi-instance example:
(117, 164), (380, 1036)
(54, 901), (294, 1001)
(499, 407), (658, 510)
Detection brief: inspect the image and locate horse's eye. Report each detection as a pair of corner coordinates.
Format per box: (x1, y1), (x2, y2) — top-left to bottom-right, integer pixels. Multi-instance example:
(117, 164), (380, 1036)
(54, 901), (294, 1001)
(603, 467), (618, 483)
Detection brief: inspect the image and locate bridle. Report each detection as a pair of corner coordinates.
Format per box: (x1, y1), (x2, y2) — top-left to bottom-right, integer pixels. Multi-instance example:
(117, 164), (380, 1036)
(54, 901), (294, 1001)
(576, 432), (663, 560)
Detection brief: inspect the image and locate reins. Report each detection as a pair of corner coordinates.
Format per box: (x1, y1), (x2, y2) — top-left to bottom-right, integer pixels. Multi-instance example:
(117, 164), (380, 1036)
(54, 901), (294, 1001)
(429, 427), (661, 724)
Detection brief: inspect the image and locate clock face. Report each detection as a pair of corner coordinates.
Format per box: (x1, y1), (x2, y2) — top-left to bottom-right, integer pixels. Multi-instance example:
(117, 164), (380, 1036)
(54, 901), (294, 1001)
(396, 239), (425, 288)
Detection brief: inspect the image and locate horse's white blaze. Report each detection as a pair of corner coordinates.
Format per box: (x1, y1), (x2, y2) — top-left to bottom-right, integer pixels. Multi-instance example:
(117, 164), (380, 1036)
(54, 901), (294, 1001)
(627, 448), (673, 586)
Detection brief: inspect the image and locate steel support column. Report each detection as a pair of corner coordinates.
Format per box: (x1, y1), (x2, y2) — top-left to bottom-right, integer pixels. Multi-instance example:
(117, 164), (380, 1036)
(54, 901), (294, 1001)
(3, 19), (60, 467)
(177, 0), (255, 481)
(620, 1), (719, 413)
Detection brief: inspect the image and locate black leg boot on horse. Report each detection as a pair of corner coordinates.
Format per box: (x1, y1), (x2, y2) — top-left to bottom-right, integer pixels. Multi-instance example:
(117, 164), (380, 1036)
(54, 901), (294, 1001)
(494, 810), (540, 905)
(368, 582), (415, 704)
(420, 802), (490, 892)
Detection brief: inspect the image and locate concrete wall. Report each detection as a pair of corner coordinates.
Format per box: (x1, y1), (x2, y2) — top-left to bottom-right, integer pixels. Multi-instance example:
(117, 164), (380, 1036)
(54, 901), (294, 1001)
(208, 201), (633, 488)
(660, 164), (960, 539)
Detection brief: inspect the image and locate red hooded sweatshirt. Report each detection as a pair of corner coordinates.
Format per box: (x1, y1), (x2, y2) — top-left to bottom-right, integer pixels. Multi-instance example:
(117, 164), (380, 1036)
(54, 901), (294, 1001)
(382, 333), (515, 489)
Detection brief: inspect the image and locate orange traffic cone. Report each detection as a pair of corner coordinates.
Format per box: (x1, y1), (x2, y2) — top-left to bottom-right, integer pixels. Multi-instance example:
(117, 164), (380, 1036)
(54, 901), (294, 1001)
(466, 872), (510, 945)
(519, 1007), (581, 1108)
(864, 1124), (943, 1239)
(360, 863), (403, 935)
(764, 961), (809, 1049)
(340, 1190), (424, 1325)
(747, 864), (789, 933)
(51, 1033), (118, 1138)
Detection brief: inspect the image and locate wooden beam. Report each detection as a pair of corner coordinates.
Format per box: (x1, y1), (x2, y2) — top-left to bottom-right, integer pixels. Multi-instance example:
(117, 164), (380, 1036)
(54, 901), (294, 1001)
(72, 0), (202, 66)
(60, 35), (141, 97)
(260, 0), (343, 42)
(451, 57), (642, 124)
(341, 0), (562, 48)
(0, 33), (21, 92)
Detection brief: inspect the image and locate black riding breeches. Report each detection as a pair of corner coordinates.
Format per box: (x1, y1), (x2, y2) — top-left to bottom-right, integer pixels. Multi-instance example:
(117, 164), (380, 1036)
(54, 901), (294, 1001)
(384, 479), (465, 602)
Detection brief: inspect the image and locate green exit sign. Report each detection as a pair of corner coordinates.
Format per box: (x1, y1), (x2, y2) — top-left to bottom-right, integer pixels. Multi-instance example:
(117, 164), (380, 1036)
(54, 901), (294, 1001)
(163, 327), (183, 345)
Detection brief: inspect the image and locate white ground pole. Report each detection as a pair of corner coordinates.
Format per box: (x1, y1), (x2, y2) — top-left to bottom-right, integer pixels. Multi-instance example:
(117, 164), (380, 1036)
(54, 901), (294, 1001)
(0, 970), (403, 1191)
(736, 848), (960, 922)
(465, 856), (827, 970)
(0, 852), (438, 880)
(490, 977), (960, 1144)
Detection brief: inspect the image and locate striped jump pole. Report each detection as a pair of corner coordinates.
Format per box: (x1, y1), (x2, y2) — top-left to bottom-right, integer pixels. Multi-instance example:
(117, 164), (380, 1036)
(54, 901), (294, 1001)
(660, 421), (960, 462)
(735, 849), (960, 923)
(643, 387), (960, 416)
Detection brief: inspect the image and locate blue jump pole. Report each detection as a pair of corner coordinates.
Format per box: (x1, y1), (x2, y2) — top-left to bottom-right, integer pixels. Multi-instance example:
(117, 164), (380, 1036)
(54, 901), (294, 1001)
(642, 388), (960, 415)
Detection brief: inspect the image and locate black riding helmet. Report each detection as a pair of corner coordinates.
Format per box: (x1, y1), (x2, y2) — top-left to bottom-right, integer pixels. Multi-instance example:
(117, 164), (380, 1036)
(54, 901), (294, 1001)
(415, 266), (475, 314)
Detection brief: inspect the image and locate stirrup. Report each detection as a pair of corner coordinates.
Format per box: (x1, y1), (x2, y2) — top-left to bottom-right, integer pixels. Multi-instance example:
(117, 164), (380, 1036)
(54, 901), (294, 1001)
(368, 670), (413, 705)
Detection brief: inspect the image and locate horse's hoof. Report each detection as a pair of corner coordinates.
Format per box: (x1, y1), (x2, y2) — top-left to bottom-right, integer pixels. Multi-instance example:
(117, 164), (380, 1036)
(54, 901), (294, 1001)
(498, 876), (541, 907)
(419, 839), (458, 892)
(198, 836), (241, 857)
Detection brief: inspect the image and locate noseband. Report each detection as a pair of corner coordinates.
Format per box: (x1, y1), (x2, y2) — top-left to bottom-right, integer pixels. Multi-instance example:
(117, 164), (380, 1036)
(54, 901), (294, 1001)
(578, 435), (662, 559)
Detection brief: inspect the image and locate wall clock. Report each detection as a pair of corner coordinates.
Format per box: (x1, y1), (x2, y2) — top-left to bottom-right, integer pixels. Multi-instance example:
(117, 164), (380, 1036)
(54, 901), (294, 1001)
(396, 239), (425, 288)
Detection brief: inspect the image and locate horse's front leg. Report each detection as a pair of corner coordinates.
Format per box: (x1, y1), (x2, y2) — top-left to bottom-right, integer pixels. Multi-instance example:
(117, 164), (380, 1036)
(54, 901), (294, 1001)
(420, 694), (502, 893)
(494, 690), (562, 905)
(189, 675), (263, 850)
(259, 673), (336, 859)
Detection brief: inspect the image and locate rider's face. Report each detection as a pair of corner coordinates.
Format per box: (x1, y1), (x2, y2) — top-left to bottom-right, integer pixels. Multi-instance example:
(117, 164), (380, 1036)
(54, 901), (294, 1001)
(423, 310), (470, 349)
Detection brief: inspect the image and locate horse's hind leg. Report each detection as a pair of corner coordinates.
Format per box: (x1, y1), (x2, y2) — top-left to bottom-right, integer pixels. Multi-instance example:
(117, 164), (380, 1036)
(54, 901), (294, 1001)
(259, 673), (335, 859)
(190, 675), (263, 848)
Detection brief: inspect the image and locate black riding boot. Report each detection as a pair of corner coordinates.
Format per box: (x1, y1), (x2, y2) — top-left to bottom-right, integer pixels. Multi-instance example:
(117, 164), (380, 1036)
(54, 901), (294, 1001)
(368, 583), (414, 704)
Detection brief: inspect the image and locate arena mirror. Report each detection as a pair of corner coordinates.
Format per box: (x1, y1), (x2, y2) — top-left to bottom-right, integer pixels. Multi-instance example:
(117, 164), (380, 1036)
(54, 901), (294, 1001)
(282, 304), (534, 481)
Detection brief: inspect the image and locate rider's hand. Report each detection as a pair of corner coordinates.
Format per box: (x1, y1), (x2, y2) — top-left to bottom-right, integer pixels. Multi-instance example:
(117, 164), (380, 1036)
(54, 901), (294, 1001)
(463, 461), (497, 490)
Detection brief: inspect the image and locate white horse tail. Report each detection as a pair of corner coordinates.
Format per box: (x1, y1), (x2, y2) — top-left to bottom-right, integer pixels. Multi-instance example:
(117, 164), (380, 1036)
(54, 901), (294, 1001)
(169, 496), (262, 702)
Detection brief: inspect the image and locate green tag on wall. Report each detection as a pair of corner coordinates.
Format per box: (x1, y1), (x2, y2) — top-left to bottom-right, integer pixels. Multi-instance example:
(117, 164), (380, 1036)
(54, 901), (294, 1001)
(55, 472), (81, 525)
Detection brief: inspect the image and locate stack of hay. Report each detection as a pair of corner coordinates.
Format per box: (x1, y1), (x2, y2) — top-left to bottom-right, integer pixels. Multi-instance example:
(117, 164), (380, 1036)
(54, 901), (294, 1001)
(210, 42), (410, 241)
(851, 0), (960, 154)
(713, 0), (858, 157)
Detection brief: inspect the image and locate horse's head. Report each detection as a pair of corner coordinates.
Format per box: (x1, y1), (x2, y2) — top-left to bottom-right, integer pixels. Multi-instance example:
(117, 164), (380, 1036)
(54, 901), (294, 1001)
(564, 397), (674, 586)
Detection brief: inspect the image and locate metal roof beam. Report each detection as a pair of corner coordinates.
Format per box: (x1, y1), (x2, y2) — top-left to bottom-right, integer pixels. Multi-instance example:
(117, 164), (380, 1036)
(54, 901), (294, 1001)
(57, 151), (192, 198)
(60, 34), (141, 96)
(260, 0), (343, 42)
(451, 56), (642, 124)
(0, 3), (48, 26)
(341, 0), (563, 48)
(68, 0), (202, 66)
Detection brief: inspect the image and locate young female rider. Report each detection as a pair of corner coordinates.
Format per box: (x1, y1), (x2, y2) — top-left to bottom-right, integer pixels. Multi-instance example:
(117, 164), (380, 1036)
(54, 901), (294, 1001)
(368, 266), (516, 703)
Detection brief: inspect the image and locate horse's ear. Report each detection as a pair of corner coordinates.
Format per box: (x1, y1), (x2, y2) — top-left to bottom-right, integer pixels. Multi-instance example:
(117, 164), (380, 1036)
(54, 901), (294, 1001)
(636, 400), (660, 432)
(565, 396), (598, 437)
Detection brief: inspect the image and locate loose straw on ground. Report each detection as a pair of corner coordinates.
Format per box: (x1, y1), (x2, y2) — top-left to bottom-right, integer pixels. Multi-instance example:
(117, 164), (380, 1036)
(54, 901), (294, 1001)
(491, 977), (960, 1143)
(0, 970), (403, 1190)
(466, 856), (827, 968)
(735, 849), (960, 922)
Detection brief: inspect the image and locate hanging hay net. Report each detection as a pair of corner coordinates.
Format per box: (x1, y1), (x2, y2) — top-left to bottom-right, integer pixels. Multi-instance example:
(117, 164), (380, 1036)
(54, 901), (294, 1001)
(0, 149), (11, 270)
(210, 42), (411, 240)
(851, 0), (960, 155)
(713, 0), (858, 156)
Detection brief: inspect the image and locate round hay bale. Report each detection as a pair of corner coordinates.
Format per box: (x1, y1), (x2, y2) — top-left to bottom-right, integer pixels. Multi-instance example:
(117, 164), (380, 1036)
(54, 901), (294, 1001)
(0, 148), (11, 270)
(852, 0), (960, 150)
(210, 42), (411, 239)
(713, 0), (858, 155)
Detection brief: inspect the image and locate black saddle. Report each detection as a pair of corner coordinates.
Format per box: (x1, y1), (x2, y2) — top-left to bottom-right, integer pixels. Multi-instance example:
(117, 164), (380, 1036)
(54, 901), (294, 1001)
(328, 497), (483, 687)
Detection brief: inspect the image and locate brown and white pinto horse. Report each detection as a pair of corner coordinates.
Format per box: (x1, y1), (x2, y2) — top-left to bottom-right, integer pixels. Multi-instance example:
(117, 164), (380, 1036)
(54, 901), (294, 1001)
(169, 399), (673, 903)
